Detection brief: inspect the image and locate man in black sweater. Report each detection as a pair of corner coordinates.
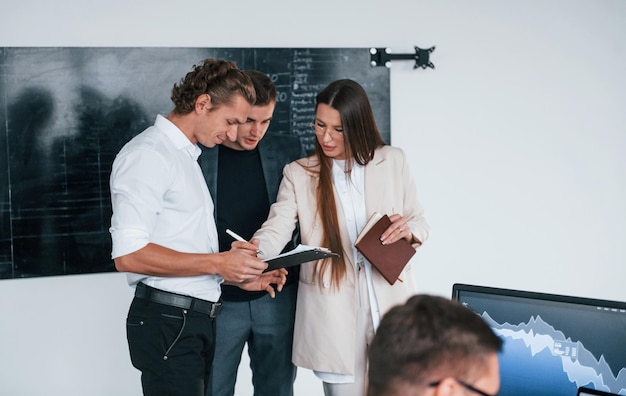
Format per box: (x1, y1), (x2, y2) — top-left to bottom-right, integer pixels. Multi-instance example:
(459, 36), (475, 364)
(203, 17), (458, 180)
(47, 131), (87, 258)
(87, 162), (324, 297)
(199, 70), (305, 396)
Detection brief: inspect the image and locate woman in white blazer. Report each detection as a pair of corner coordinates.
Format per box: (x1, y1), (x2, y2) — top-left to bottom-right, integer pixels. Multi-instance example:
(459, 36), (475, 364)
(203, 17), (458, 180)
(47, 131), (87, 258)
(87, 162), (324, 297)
(253, 79), (430, 396)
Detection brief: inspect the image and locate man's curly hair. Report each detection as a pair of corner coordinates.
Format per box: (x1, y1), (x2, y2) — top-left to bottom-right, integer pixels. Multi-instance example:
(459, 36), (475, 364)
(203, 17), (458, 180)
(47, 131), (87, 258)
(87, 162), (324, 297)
(170, 58), (255, 115)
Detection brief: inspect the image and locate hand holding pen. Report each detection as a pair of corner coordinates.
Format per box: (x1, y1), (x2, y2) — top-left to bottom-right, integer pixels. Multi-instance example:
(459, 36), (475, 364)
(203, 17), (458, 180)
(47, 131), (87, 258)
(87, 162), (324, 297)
(225, 229), (287, 296)
(226, 229), (263, 256)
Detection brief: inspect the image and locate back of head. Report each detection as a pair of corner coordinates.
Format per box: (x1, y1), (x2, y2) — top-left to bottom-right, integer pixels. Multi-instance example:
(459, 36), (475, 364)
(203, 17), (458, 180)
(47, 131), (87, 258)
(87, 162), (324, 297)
(315, 79), (385, 165)
(244, 70), (276, 106)
(170, 58), (256, 115)
(367, 294), (503, 396)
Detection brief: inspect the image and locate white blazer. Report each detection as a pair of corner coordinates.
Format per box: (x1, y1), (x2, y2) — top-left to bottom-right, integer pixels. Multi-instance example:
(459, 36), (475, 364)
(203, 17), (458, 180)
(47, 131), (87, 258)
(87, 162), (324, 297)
(254, 145), (429, 375)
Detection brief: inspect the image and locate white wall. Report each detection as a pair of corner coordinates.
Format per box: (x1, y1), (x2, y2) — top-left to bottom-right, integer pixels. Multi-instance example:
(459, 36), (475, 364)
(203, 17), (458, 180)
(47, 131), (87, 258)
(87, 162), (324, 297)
(1, 1), (625, 395)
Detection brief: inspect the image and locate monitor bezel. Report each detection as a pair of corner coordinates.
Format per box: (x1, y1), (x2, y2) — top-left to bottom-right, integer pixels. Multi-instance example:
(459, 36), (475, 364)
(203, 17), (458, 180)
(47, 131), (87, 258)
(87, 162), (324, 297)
(451, 283), (626, 311)
(578, 386), (620, 396)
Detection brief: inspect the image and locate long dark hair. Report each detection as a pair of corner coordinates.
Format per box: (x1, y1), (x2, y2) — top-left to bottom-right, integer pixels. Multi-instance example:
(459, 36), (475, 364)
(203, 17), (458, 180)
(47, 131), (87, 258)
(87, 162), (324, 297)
(310, 79), (386, 289)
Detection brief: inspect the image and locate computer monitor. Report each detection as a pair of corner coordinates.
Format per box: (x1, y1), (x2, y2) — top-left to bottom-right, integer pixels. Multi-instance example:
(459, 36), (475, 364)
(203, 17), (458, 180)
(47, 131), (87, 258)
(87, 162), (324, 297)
(451, 284), (626, 396)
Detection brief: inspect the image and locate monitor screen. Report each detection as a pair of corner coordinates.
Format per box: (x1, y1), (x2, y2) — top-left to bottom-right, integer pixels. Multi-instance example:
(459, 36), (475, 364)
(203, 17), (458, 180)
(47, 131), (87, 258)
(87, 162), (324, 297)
(451, 284), (626, 396)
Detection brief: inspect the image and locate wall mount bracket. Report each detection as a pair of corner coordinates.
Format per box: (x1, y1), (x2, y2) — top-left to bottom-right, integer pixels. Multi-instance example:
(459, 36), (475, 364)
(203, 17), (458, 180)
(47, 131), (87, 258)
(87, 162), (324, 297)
(369, 46), (435, 69)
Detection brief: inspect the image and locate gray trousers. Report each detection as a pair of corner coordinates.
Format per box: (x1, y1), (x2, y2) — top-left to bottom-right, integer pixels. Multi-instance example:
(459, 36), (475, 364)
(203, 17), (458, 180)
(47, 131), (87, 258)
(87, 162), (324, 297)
(207, 282), (297, 396)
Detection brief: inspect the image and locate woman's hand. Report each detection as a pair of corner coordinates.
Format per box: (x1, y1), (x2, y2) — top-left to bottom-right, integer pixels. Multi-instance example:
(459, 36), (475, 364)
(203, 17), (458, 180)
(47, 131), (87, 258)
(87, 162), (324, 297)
(380, 213), (413, 245)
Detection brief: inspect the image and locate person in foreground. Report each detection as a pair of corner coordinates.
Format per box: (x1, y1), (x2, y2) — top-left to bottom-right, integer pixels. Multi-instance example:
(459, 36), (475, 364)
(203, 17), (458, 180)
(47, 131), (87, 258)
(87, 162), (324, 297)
(199, 70), (304, 396)
(367, 294), (503, 396)
(252, 78), (430, 395)
(109, 58), (286, 396)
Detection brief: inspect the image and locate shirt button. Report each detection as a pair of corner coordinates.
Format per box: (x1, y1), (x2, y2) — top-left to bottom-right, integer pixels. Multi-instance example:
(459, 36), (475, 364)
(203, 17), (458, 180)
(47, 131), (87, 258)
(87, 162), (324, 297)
(323, 281), (331, 289)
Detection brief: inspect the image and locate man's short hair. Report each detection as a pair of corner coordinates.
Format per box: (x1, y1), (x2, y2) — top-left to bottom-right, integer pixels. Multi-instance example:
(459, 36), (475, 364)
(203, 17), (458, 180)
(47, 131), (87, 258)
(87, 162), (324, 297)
(244, 70), (277, 106)
(368, 294), (503, 396)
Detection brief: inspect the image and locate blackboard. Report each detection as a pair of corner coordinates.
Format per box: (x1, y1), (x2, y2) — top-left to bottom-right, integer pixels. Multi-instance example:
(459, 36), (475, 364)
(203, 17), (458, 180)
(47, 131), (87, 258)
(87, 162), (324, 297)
(0, 47), (390, 279)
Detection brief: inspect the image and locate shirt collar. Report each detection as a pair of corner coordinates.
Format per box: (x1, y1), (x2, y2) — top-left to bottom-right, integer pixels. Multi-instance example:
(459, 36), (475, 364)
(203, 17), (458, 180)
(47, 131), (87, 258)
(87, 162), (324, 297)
(155, 114), (202, 160)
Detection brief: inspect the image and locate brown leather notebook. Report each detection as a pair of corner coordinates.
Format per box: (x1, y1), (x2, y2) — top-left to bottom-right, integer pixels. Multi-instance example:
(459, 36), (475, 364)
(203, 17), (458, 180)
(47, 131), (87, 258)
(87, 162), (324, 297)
(355, 213), (416, 285)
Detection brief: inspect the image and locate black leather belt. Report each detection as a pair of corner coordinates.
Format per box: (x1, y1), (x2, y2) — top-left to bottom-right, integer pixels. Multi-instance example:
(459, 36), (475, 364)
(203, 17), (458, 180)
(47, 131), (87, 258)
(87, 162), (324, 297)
(135, 282), (222, 318)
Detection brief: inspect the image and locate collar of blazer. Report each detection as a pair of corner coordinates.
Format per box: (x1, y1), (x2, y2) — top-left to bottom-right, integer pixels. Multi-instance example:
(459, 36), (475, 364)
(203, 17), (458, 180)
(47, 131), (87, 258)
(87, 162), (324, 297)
(297, 146), (393, 193)
(364, 147), (394, 213)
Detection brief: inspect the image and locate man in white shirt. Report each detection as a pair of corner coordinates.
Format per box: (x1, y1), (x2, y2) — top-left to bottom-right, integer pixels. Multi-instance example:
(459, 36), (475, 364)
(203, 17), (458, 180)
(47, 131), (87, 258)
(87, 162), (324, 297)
(109, 58), (286, 396)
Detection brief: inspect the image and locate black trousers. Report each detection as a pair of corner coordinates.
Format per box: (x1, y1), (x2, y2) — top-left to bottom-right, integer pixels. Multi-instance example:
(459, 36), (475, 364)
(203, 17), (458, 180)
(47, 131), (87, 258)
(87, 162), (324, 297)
(126, 296), (217, 396)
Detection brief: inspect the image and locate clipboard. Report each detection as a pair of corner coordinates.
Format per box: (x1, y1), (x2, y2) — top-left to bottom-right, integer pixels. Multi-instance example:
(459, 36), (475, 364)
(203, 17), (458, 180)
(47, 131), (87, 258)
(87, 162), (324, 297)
(263, 244), (339, 272)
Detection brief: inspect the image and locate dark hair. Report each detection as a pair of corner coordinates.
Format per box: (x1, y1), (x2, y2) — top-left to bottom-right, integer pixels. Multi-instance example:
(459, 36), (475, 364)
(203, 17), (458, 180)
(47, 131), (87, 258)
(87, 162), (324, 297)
(367, 295), (503, 396)
(315, 79), (385, 166)
(244, 70), (277, 106)
(310, 79), (386, 288)
(170, 58), (255, 115)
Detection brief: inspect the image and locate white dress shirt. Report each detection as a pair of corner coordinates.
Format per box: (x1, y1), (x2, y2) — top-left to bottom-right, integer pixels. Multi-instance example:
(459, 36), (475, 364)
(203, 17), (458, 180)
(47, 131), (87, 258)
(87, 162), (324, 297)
(109, 115), (222, 302)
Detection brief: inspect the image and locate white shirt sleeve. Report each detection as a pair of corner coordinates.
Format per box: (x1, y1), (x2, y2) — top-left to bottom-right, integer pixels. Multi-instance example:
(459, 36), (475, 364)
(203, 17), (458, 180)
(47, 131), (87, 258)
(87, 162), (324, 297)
(109, 146), (171, 259)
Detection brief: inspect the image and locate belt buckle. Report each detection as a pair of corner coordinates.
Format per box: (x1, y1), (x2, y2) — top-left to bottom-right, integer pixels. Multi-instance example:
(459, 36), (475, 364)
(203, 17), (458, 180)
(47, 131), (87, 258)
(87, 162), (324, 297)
(209, 301), (222, 318)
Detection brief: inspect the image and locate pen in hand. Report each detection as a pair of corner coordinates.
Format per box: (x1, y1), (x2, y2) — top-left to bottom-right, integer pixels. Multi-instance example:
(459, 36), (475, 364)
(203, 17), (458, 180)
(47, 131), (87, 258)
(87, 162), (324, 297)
(225, 229), (263, 256)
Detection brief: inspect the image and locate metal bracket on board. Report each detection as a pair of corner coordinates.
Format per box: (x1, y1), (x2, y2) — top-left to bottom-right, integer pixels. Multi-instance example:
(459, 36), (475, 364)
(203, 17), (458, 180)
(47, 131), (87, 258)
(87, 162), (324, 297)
(369, 46), (436, 69)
